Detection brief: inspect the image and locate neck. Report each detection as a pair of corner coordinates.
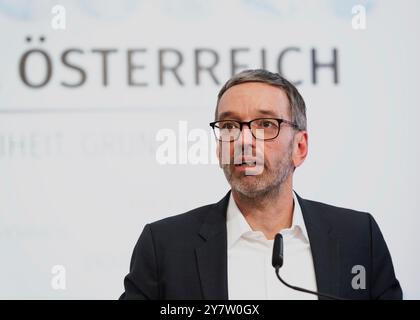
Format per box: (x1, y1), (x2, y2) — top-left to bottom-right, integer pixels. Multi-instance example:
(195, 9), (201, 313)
(231, 179), (294, 240)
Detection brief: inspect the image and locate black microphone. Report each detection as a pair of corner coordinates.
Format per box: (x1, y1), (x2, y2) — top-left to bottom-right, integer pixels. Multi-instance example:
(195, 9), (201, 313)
(272, 233), (346, 300)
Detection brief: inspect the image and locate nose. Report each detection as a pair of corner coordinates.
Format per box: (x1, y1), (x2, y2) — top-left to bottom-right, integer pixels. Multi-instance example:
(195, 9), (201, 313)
(238, 124), (256, 154)
(241, 126), (253, 143)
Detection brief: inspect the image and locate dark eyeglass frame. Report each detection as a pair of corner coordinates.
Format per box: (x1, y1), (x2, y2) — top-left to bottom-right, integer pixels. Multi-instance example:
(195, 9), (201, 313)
(209, 118), (300, 142)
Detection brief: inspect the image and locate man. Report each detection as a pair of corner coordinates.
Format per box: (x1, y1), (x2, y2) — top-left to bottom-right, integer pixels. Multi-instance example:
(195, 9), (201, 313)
(120, 69), (402, 300)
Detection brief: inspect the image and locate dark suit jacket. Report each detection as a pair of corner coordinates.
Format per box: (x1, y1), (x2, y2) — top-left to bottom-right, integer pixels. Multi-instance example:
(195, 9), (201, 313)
(120, 191), (402, 300)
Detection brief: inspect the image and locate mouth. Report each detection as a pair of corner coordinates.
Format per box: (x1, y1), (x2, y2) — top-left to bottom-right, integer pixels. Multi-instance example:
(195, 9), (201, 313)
(234, 160), (257, 167)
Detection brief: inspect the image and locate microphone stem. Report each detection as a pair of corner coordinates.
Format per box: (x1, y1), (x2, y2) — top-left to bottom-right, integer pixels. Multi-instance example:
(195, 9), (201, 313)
(275, 267), (347, 301)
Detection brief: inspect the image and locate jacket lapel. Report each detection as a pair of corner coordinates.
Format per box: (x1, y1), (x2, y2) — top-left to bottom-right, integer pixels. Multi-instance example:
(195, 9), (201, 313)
(296, 192), (341, 299)
(195, 191), (341, 300)
(195, 192), (230, 299)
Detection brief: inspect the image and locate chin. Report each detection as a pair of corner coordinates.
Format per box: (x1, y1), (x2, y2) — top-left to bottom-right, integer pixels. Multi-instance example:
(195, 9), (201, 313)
(231, 180), (269, 198)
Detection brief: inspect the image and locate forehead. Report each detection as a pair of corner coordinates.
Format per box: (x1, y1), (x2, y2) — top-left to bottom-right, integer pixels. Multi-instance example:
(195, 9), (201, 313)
(217, 82), (290, 119)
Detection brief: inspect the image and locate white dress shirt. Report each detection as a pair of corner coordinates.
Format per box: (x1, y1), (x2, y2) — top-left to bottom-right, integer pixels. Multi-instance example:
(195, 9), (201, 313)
(227, 190), (318, 300)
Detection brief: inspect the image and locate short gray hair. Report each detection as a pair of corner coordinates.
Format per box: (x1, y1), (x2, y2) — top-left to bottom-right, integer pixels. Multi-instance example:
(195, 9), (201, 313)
(215, 69), (307, 131)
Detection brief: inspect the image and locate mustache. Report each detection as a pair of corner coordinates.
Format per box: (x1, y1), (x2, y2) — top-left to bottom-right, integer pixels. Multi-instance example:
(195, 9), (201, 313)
(220, 145), (265, 165)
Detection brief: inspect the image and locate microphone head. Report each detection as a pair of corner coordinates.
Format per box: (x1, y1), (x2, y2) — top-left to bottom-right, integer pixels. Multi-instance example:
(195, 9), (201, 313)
(272, 233), (284, 269)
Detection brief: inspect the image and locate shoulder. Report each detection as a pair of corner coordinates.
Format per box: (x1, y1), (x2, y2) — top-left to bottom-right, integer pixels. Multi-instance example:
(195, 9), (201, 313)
(302, 197), (371, 219)
(146, 192), (230, 234)
(134, 200), (225, 254)
(298, 195), (375, 234)
(148, 202), (215, 233)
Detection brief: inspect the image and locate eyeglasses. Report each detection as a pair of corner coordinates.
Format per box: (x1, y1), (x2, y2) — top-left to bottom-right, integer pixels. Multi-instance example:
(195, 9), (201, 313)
(209, 118), (299, 142)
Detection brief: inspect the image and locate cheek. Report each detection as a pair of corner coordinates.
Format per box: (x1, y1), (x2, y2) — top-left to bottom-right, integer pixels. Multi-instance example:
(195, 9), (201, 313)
(263, 148), (275, 165)
(262, 142), (283, 164)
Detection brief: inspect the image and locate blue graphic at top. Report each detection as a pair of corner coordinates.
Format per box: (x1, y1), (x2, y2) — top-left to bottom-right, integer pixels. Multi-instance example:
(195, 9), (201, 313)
(330, 0), (375, 17)
(78, 0), (140, 19)
(0, 0), (35, 20)
(0, 0), (377, 21)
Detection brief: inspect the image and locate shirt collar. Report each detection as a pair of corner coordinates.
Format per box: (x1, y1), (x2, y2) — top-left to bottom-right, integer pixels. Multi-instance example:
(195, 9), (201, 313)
(226, 190), (309, 249)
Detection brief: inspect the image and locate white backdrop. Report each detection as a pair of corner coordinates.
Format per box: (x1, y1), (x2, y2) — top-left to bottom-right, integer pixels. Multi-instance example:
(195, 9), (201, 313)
(0, 0), (419, 299)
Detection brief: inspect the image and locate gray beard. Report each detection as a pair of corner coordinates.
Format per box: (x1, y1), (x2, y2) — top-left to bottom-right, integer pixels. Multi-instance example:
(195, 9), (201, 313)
(222, 140), (294, 199)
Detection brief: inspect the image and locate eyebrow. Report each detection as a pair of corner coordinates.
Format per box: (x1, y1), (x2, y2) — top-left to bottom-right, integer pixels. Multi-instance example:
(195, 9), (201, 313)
(218, 109), (281, 120)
